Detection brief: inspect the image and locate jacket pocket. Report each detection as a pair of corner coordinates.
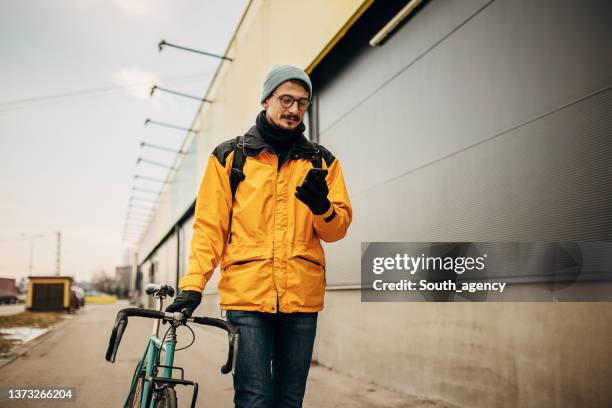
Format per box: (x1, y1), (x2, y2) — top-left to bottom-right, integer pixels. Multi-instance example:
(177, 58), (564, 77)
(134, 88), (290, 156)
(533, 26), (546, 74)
(219, 258), (272, 308)
(222, 243), (272, 268)
(296, 255), (324, 269)
(230, 258), (266, 267)
(286, 255), (326, 308)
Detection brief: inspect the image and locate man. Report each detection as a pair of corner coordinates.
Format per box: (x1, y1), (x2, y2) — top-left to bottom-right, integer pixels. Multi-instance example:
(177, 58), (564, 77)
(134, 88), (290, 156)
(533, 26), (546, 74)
(167, 65), (352, 407)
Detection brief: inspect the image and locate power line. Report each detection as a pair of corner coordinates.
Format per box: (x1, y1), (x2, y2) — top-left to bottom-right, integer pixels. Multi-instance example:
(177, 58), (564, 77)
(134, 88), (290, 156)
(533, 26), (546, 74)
(0, 71), (209, 106)
(0, 71), (212, 113)
(0, 233), (54, 243)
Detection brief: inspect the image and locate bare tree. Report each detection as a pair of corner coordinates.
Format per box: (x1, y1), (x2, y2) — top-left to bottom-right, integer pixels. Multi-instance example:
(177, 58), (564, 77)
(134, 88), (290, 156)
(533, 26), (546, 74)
(91, 270), (114, 294)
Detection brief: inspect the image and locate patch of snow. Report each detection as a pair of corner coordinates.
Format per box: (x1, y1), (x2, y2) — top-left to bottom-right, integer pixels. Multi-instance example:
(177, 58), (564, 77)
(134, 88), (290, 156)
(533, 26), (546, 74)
(0, 327), (49, 343)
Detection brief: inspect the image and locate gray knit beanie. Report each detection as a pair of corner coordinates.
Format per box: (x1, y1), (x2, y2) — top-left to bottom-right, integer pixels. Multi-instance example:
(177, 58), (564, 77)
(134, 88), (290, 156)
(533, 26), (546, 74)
(261, 65), (312, 102)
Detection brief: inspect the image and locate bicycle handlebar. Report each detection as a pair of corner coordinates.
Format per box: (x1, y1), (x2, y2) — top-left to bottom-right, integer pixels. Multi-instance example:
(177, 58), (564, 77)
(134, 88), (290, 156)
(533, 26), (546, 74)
(191, 316), (240, 374)
(105, 308), (240, 376)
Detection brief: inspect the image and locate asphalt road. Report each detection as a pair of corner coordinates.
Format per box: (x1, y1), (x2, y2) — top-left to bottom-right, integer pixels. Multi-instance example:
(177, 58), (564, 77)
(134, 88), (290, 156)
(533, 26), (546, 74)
(0, 302), (441, 408)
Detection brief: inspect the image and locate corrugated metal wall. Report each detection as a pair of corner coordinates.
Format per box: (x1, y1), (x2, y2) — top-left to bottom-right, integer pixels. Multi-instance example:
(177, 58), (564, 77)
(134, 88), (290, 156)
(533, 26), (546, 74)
(311, 1), (612, 407)
(317, 0), (612, 287)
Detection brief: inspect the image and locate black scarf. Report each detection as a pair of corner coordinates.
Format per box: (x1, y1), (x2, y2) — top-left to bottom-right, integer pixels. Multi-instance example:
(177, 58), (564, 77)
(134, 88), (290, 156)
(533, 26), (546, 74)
(255, 110), (304, 167)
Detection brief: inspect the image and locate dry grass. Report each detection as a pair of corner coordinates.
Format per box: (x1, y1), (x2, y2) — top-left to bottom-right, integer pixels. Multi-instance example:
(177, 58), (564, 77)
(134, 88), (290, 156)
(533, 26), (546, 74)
(0, 312), (64, 329)
(0, 337), (20, 356)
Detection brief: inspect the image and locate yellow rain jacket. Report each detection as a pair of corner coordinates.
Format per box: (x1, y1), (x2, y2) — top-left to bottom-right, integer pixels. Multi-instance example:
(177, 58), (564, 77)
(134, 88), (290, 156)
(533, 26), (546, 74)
(179, 126), (352, 313)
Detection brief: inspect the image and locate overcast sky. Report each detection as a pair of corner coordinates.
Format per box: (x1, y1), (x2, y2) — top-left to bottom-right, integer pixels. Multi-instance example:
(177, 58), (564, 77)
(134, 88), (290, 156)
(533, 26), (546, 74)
(0, 0), (248, 282)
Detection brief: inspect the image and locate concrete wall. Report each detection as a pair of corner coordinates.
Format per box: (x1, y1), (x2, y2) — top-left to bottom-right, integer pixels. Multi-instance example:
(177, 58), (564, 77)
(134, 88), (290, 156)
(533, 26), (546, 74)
(313, 292), (612, 408)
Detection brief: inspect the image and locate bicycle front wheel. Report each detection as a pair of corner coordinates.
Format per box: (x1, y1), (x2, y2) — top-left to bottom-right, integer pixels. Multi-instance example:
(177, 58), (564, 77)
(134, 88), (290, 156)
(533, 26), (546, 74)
(155, 387), (177, 408)
(126, 371), (145, 407)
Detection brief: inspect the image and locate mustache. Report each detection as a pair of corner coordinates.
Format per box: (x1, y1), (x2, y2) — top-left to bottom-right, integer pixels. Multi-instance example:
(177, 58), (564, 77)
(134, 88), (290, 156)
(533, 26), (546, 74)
(281, 113), (300, 121)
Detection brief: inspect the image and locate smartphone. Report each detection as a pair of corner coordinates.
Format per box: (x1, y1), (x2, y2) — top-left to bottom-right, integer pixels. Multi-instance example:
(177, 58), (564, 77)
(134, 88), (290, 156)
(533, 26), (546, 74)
(304, 168), (328, 184)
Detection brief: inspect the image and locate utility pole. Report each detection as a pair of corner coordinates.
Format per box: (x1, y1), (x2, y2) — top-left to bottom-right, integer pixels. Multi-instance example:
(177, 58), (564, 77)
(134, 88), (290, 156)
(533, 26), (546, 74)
(28, 239), (34, 275)
(56, 231), (61, 276)
(24, 233), (46, 276)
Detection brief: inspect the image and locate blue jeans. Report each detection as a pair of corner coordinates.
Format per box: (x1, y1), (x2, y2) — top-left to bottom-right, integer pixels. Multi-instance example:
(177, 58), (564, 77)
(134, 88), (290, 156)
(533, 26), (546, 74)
(226, 310), (318, 408)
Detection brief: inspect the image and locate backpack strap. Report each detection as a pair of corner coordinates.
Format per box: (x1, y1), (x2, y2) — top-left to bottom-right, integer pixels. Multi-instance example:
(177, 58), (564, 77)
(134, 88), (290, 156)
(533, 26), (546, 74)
(310, 143), (323, 168)
(229, 136), (247, 200)
(227, 136), (246, 244)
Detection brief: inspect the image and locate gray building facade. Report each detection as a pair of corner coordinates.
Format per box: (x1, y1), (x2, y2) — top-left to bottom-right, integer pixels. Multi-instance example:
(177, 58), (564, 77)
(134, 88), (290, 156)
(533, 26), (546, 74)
(135, 1), (612, 406)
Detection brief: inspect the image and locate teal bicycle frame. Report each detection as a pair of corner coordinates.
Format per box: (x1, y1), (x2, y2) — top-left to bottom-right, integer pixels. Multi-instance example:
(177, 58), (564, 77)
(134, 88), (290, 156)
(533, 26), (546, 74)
(124, 296), (181, 408)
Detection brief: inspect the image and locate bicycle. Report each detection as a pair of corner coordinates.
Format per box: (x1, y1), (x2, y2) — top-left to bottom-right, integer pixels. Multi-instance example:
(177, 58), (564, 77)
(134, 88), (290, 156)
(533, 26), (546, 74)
(105, 283), (240, 408)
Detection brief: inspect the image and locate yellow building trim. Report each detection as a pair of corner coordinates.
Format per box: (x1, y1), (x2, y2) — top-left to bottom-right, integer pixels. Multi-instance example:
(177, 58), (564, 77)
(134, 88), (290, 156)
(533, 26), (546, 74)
(305, 0), (376, 74)
(28, 277), (71, 284)
(64, 281), (70, 308)
(26, 280), (32, 308)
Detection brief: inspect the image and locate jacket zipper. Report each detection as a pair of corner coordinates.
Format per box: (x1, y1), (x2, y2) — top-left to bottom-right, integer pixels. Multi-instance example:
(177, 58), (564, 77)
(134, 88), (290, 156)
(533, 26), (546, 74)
(272, 154), (280, 312)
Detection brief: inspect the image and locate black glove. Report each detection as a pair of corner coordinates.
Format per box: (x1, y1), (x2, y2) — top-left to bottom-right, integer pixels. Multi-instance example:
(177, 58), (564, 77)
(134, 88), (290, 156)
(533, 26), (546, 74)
(295, 171), (331, 215)
(165, 290), (202, 317)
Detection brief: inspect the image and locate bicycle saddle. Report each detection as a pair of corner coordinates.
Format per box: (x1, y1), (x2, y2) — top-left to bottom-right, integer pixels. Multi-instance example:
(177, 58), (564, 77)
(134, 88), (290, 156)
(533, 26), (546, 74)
(144, 283), (175, 297)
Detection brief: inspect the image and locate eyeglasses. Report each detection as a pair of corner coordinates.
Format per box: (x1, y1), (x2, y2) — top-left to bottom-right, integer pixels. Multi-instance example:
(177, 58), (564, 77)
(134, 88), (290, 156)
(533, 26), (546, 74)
(273, 93), (311, 110)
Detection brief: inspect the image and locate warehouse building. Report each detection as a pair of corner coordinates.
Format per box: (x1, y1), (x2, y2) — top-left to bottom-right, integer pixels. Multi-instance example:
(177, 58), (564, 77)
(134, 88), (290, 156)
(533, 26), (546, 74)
(133, 1), (612, 406)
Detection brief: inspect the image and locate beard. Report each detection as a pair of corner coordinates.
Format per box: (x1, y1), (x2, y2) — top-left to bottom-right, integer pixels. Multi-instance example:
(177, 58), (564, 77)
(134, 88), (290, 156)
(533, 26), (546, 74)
(277, 113), (301, 129)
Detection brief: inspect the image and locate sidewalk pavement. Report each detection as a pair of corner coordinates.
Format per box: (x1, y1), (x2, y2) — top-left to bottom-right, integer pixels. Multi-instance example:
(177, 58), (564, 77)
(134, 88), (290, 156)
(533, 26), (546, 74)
(0, 301), (445, 407)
